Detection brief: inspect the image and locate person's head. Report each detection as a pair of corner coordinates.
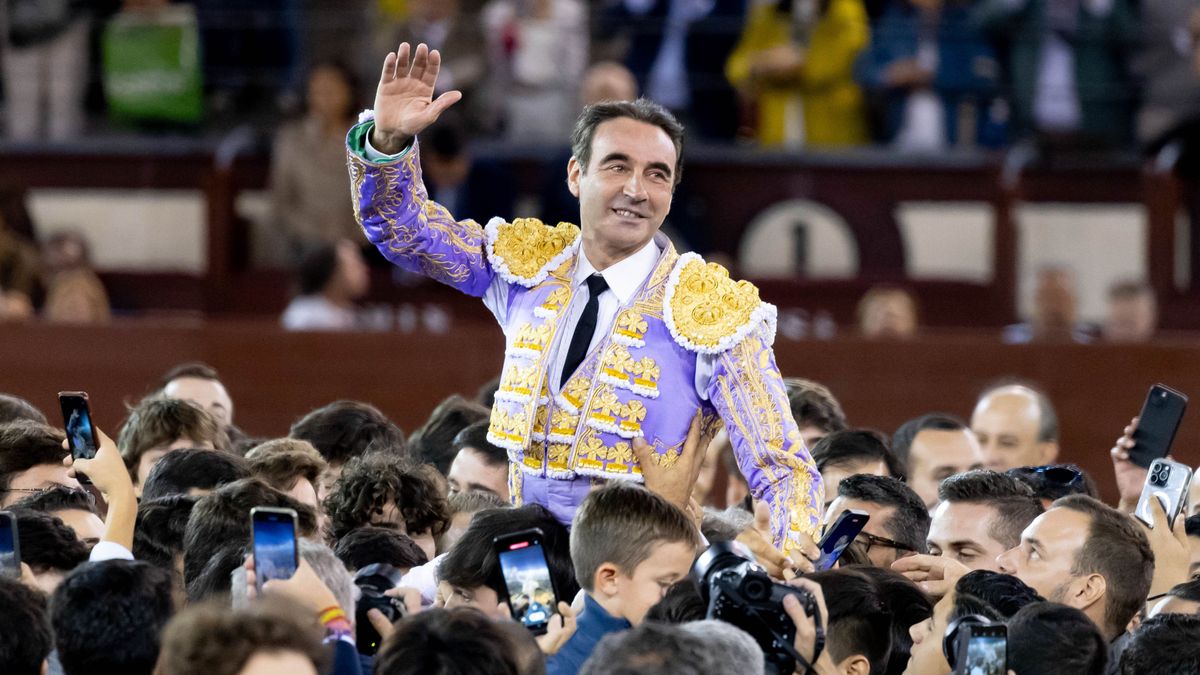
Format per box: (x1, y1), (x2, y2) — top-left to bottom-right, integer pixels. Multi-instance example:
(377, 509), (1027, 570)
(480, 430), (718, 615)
(231, 540), (354, 618)
(1006, 602), (1108, 675)
(808, 568), (894, 675)
(580, 61), (638, 106)
(0, 575), (52, 675)
(422, 115), (472, 188)
(580, 620), (764, 675)
(891, 414), (982, 507)
(1186, 514), (1200, 578)
(568, 99), (684, 260)
(334, 525), (429, 573)
(811, 430), (904, 502)
(133, 495), (196, 589)
(13, 486), (105, 546)
(447, 420), (509, 500)
(50, 560), (175, 675)
(439, 504), (577, 619)
(296, 239), (369, 302)
(141, 447), (251, 502)
(784, 377), (848, 449)
(117, 397), (227, 492)
(970, 383), (1059, 470)
(289, 400), (405, 485)
(1033, 266), (1078, 332)
(857, 286), (919, 339)
(9, 508), (89, 594)
(182, 478), (318, 601)
(441, 489), (511, 552)
(1147, 578), (1200, 617)
(0, 393), (46, 425)
(850, 566), (933, 675)
(570, 483), (700, 625)
(644, 579), (706, 624)
(409, 395), (491, 476)
(953, 570), (1043, 619)
(244, 438), (328, 513)
(157, 597), (330, 675)
(373, 607), (544, 675)
(1120, 613), (1200, 675)
(903, 586), (1002, 675)
(324, 454), (449, 560)
(826, 474), (930, 567)
(0, 421), (77, 506)
(158, 362), (234, 429)
(1008, 464), (1099, 507)
(1104, 281), (1157, 343)
(997, 495), (1154, 640)
(306, 60), (359, 125)
(928, 470), (1044, 571)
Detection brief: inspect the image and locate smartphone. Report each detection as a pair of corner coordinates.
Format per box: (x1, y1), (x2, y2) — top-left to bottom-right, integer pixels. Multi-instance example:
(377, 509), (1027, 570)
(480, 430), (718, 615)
(1130, 385), (1188, 469)
(494, 528), (560, 635)
(956, 624), (1007, 675)
(0, 511), (19, 578)
(250, 507), (299, 591)
(59, 392), (99, 460)
(815, 509), (870, 571)
(1135, 458), (1194, 530)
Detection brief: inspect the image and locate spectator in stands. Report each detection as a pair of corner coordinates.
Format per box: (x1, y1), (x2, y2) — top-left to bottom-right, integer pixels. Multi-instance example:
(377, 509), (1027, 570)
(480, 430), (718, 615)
(811, 429), (905, 500)
(0, 575), (53, 675)
(50, 560), (175, 675)
(440, 490), (511, 552)
(807, 568), (895, 675)
(281, 239), (370, 331)
(851, 566), (933, 675)
(927, 470), (1043, 571)
(1134, 0), (1200, 153)
(1103, 281), (1158, 343)
(0, 393), (45, 424)
(289, 399), (406, 488)
(374, 607), (545, 675)
(970, 383), (1060, 470)
(482, 0), (588, 142)
(158, 362), (235, 431)
(892, 413), (983, 507)
(245, 438), (327, 510)
(335, 525), (429, 574)
(1, 1), (88, 141)
(582, 62), (638, 107)
(1007, 602), (1109, 675)
(726, 0), (869, 147)
(785, 377), (849, 449)
(581, 621), (764, 675)
(826, 474), (930, 567)
(40, 230), (111, 325)
(409, 394), (491, 476)
(324, 454), (449, 559)
(975, 0), (1137, 145)
(1008, 463), (1099, 507)
(856, 0), (1005, 150)
(857, 285), (919, 339)
(0, 186), (38, 322)
(417, 116), (516, 225)
(997, 495), (1153, 645)
(117, 397), (228, 495)
(1146, 578), (1200, 617)
(141, 447), (251, 502)
(548, 484), (700, 674)
(13, 485), (105, 547)
(447, 420), (509, 500)
(9, 508), (90, 594)
(1004, 267), (1095, 344)
(0, 421), (79, 507)
(157, 597), (330, 675)
(1119, 614), (1200, 675)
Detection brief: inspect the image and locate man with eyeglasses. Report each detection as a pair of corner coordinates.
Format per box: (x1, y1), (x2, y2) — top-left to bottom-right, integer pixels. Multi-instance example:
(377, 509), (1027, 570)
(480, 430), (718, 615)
(824, 474), (930, 568)
(0, 420), (81, 507)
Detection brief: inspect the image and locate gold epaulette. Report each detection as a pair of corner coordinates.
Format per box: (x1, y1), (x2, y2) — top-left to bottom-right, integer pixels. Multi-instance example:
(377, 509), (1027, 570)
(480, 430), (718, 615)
(664, 252), (777, 354)
(484, 217), (581, 288)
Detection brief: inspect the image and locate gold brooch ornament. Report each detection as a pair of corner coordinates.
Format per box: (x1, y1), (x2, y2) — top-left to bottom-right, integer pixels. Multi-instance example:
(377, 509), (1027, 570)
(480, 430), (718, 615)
(664, 252), (778, 354)
(485, 218), (580, 288)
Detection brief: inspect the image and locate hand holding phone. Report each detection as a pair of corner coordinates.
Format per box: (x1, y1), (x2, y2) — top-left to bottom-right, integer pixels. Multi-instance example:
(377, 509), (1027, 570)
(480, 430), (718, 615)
(815, 509), (869, 571)
(251, 507), (299, 592)
(1135, 459), (1193, 530)
(494, 528), (560, 635)
(0, 511), (19, 579)
(1129, 385), (1188, 469)
(59, 392), (100, 461)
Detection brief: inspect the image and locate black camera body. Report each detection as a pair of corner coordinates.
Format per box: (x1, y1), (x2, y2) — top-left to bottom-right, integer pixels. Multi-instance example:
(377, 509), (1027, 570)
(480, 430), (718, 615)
(693, 542), (819, 675)
(354, 563), (408, 656)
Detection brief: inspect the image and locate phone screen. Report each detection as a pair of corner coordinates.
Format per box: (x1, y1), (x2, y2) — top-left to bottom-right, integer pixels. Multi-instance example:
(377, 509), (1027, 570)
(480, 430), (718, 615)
(59, 393), (98, 460)
(497, 539), (559, 633)
(1130, 385), (1188, 469)
(815, 509), (869, 571)
(0, 512), (19, 578)
(961, 627), (1006, 675)
(251, 508), (298, 590)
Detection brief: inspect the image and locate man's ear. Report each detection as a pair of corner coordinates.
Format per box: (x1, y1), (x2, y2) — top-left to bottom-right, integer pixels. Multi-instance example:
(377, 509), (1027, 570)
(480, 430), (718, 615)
(1072, 572), (1107, 612)
(1039, 441), (1060, 464)
(567, 156), (582, 198)
(838, 654), (871, 675)
(593, 562), (621, 598)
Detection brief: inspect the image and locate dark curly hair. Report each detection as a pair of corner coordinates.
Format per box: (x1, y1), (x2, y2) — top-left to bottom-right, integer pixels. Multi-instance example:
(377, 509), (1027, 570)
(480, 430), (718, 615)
(324, 454), (449, 542)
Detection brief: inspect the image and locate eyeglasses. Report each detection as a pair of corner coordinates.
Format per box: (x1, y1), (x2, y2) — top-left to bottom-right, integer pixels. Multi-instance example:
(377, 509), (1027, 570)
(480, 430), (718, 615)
(857, 531), (915, 553)
(1009, 465), (1082, 488)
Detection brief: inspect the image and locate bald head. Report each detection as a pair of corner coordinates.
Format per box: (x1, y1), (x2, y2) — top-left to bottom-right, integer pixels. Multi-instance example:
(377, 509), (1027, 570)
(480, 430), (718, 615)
(970, 385), (1058, 471)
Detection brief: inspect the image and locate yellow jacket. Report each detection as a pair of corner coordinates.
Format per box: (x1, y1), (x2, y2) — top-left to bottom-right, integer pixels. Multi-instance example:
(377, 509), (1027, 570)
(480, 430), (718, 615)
(727, 0), (869, 147)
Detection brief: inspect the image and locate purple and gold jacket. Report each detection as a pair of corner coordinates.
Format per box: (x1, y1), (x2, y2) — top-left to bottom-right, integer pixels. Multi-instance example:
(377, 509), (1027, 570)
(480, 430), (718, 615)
(346, 121), (823, 549)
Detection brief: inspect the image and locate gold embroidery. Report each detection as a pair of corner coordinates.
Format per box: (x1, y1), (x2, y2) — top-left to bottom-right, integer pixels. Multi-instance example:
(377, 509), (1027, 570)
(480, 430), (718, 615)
(629, 357), (660, 393)
(606, 442), (634, 472)
(560, 376), (591, 411)
(511, 322), (553, 354)
(491, 219), (580, 280)
(619, 400), (646, 436)
(497, 364), (539, 399)
(668, 257), (764, 350)
(540, 287), (571, 313)
(532, 406), (549, 437)
(599, 344), (633, 382)
(614, 310), (650, 345)
(549, 409), (580, 437)
(508, 463), (524, 505)
(589, 389), (621, 426)
(524, 440), (546, 469)
(650, 447), (681, 470)
(548, 443), (571, 469)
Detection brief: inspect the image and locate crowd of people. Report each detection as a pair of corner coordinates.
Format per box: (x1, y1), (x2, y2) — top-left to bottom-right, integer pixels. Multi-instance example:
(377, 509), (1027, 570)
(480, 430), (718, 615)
(1, 367), (1198, 675)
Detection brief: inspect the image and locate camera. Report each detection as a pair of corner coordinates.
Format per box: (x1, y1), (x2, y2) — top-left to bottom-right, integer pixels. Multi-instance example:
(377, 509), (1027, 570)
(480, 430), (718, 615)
(354, 563), (408, 655)
(692, 541), (821, 675)
(1151, 462), (1171, 487)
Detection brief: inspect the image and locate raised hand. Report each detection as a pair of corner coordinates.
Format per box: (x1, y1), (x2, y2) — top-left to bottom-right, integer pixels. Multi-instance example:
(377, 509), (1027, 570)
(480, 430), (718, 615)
(371, 43), (463, 154)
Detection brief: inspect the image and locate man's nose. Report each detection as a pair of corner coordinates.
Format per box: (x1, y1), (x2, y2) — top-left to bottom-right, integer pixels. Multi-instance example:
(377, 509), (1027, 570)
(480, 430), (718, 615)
(996, 547), (1016, 574)
(623, 172), (646, 200)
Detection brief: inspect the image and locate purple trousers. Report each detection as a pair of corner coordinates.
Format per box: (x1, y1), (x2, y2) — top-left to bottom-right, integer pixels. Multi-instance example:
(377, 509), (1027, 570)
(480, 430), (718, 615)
(517, 472), (607, 527)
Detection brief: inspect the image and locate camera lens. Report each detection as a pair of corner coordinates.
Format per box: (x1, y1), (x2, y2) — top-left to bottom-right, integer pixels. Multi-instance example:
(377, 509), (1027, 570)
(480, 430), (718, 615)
(743, 577), (769, 602)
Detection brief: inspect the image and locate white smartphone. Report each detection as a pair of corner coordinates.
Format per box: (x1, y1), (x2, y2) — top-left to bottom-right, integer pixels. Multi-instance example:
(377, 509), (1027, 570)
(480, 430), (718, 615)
(1135, 458), (1193, 530)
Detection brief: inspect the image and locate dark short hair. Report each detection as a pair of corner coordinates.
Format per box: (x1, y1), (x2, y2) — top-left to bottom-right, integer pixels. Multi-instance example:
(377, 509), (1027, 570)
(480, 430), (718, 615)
(117, 398), (227, 481)
(0, 575), (52, 675)
(133, 495), (197, 571)
(954, 570), (1043, 619)
(1054, 495), (1154, 639)
(325, 454), (449, 541)
(1120, 613), (1200, 675)
(440, 505), (579, 602)
(374, 607), (543, 675)
(158, 362), (222, 389)
(1186, 514), (1200, 539)
(141, 447), (250, 501)
(452, 420), (508, 468)
(1008, 602), (1107, 675)
(0, 394), (46, 425)
(0, 421), (66, 492)
(645, 579), (706, 624)
(13, 485), (98, 517)
(813, 429), (906, 481)
(891, 413), (967, 468)
(409, 395), (491, 475)
(475, 376), (501, 409)
(977, 381), (1059, 443)
(10, 508), (89, 573)
(808, 569), (893, 675)
(580, 621), (754, 675)
(784, 378), (848, 436)
(937, 470), (1044, 549)
(448, 489), (510, 517)
(571, 98), (685, 187)
(296, 242), (340, 296)
(837, 474), (930, 553)
(1169, 578), (1200, 602)
(51, 560), (175, 675)
(289, 400), (406, 466)
(334, 526), (429, 572)
(850, 566), (931, 675)
(1009, 463), (1100, 502)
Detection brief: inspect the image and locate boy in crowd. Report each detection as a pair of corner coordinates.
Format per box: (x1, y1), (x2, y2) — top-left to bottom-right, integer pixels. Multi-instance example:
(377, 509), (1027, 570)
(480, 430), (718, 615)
(117, 397), (227, 495)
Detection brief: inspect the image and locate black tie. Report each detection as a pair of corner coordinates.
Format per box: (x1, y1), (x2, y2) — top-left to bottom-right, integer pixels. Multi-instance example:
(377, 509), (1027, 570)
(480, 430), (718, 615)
(561, 274), (609, 386)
